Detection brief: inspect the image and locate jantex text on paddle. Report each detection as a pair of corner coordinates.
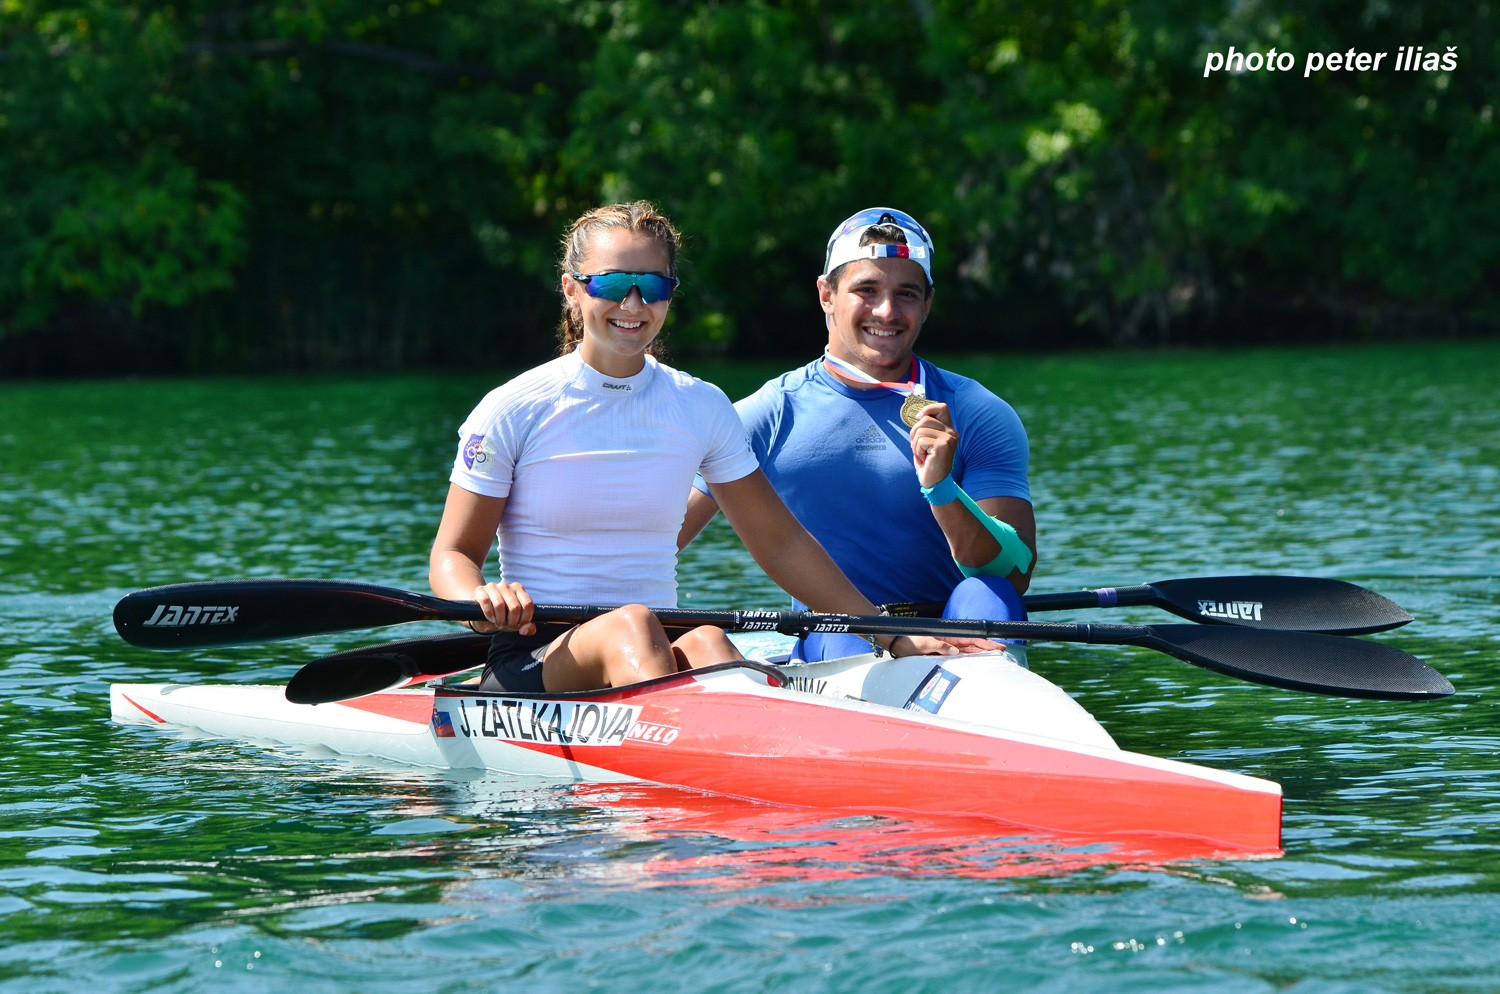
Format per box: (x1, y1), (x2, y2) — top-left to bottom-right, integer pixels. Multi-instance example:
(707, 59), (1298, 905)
(142, 604), (241, 627)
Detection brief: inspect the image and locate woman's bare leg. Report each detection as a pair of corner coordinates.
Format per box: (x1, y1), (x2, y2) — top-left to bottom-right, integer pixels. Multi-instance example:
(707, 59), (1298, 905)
(540, 604), (678, 692)
(669, 625), (744, 670)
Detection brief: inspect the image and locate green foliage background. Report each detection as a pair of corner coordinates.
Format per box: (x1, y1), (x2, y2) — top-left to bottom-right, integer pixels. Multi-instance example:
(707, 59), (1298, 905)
(1, 0), (1495, 373)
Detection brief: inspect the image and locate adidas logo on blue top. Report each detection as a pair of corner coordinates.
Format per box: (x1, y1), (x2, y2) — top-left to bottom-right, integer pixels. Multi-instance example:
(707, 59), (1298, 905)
(854, 424), (887, 452)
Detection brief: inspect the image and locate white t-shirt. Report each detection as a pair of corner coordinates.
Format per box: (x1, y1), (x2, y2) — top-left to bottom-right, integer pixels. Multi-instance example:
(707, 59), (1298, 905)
(450, 351), (759, 607)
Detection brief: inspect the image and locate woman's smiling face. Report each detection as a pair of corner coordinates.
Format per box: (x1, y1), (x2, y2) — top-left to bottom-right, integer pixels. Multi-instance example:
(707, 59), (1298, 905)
(563, 227), (674, 378)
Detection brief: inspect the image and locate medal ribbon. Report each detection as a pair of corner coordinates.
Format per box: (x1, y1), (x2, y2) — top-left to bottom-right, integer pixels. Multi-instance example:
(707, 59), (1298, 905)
(821, 350), (926, 398)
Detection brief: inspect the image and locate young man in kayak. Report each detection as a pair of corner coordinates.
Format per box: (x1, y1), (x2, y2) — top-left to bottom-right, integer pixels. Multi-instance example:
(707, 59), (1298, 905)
(430, 201), (965, 693)
(679, 207), (1035, 661)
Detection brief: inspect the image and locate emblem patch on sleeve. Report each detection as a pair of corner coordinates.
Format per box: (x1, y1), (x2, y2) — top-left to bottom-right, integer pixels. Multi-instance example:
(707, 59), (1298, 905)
(462, 433), (493, 471)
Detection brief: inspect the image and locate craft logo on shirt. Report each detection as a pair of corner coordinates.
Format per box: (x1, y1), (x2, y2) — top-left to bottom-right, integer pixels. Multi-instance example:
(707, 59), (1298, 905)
(601, 381), (632, 392)
(854, 424), (888, 452)
(462, 433), (494, 471)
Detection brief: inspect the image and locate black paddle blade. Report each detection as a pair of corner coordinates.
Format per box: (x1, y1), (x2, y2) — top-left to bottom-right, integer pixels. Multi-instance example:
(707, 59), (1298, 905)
(114, 579), (463, 648)
(1149, 576), (1413, 635)
(1142, 624), (1453, 700)
(285, 633), (491, 705)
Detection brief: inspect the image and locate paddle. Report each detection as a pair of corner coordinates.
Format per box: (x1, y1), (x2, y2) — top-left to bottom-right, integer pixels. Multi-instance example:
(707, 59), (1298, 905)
(1019, 575), (1412, 635)
(281, 610), (1450, 705)
(113, 578), (1449, 701)
(234, 593), (1454, 704)
(286, 632), (492, 705)
(114, 573), (1410, 651)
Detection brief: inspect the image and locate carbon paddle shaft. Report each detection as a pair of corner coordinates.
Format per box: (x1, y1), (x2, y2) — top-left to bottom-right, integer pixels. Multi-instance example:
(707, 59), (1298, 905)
(117, 579), (1451, 700)
(652, 611), (1449, 700)
(115, 580), (949, 649)
(280, 608), (1451, 704)
(1022, 576), (1413, 635)
(285, 614), (1453, 705)
(115, 574), (1413, 649)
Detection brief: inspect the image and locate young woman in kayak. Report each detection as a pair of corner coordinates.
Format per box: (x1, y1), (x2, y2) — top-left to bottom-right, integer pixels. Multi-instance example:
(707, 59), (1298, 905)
(429, 201), (965, 693)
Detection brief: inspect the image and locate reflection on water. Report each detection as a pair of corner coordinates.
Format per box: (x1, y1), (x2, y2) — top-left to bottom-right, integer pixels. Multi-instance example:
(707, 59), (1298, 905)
(3, 342), (1499, 991)
(392, 779), (1277, 892)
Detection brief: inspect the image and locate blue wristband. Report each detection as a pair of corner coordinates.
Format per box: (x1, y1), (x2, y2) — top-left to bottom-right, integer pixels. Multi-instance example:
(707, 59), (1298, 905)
(920, 474), (960, 506)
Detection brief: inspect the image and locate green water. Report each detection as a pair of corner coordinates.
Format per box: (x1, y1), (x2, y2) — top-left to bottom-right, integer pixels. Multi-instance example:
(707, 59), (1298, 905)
(2, 342), (1498, 992)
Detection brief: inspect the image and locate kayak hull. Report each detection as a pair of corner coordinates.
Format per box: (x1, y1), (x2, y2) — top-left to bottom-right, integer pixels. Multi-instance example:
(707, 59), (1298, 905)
(111, 651), (1281, 851)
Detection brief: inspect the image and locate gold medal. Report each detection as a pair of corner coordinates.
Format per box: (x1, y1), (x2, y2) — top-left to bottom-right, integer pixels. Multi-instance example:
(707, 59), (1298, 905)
(900, 393), (931, 427)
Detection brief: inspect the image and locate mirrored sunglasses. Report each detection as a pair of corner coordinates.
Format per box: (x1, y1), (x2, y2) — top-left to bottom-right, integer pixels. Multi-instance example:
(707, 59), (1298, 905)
(571, 271), (679, 304)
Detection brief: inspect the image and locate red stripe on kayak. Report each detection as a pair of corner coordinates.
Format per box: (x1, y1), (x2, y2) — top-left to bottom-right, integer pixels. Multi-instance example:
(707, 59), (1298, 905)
(339, 693), (434, 725)
(500, 681), (1282, 851)
(121, 693), (167, 724)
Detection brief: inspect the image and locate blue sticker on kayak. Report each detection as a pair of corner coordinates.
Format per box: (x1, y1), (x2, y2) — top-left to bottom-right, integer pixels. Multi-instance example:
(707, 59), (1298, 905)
(905, 665), (960, 714)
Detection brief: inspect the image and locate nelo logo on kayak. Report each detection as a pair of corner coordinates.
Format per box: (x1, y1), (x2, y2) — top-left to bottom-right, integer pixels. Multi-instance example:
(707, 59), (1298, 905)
(452, 697), (640, 746)
(142, 604), (240, 628)
(1197, 599), (1264, 622)
(625, 721), (680, 745)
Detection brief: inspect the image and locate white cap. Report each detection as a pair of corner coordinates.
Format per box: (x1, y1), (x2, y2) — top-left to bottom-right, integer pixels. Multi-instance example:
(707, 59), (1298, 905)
(822, 207), (935, 285)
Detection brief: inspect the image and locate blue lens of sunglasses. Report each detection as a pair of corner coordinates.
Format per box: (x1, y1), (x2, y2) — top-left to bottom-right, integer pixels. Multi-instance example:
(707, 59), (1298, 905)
(572, 272), (679, 304)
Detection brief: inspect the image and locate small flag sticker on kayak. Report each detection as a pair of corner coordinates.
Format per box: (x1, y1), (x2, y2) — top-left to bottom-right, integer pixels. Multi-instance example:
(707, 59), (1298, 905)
(906, 665), (960, 714)
(432, 710), (456, 738)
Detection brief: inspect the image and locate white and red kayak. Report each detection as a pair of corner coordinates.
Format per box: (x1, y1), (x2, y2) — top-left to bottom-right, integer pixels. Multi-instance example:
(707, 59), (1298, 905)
(111, 646), (1282, 851)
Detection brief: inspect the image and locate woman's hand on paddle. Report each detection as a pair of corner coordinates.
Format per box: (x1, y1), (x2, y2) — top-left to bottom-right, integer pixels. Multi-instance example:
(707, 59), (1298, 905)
(472, 581), (536, 636)
(909, 401), (959, 487)
(891, 634), (1006, 656)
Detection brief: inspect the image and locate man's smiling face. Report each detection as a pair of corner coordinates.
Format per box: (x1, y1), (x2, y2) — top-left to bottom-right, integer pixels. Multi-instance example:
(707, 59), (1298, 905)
(819, 257), (933, 379)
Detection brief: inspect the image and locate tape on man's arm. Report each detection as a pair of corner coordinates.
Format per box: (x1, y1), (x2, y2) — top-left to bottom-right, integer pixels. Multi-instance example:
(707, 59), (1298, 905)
(920, 474), (1034, 579)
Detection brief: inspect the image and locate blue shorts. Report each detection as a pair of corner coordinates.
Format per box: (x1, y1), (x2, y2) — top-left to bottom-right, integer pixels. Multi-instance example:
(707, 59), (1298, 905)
(794, 575), (1026, 663)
